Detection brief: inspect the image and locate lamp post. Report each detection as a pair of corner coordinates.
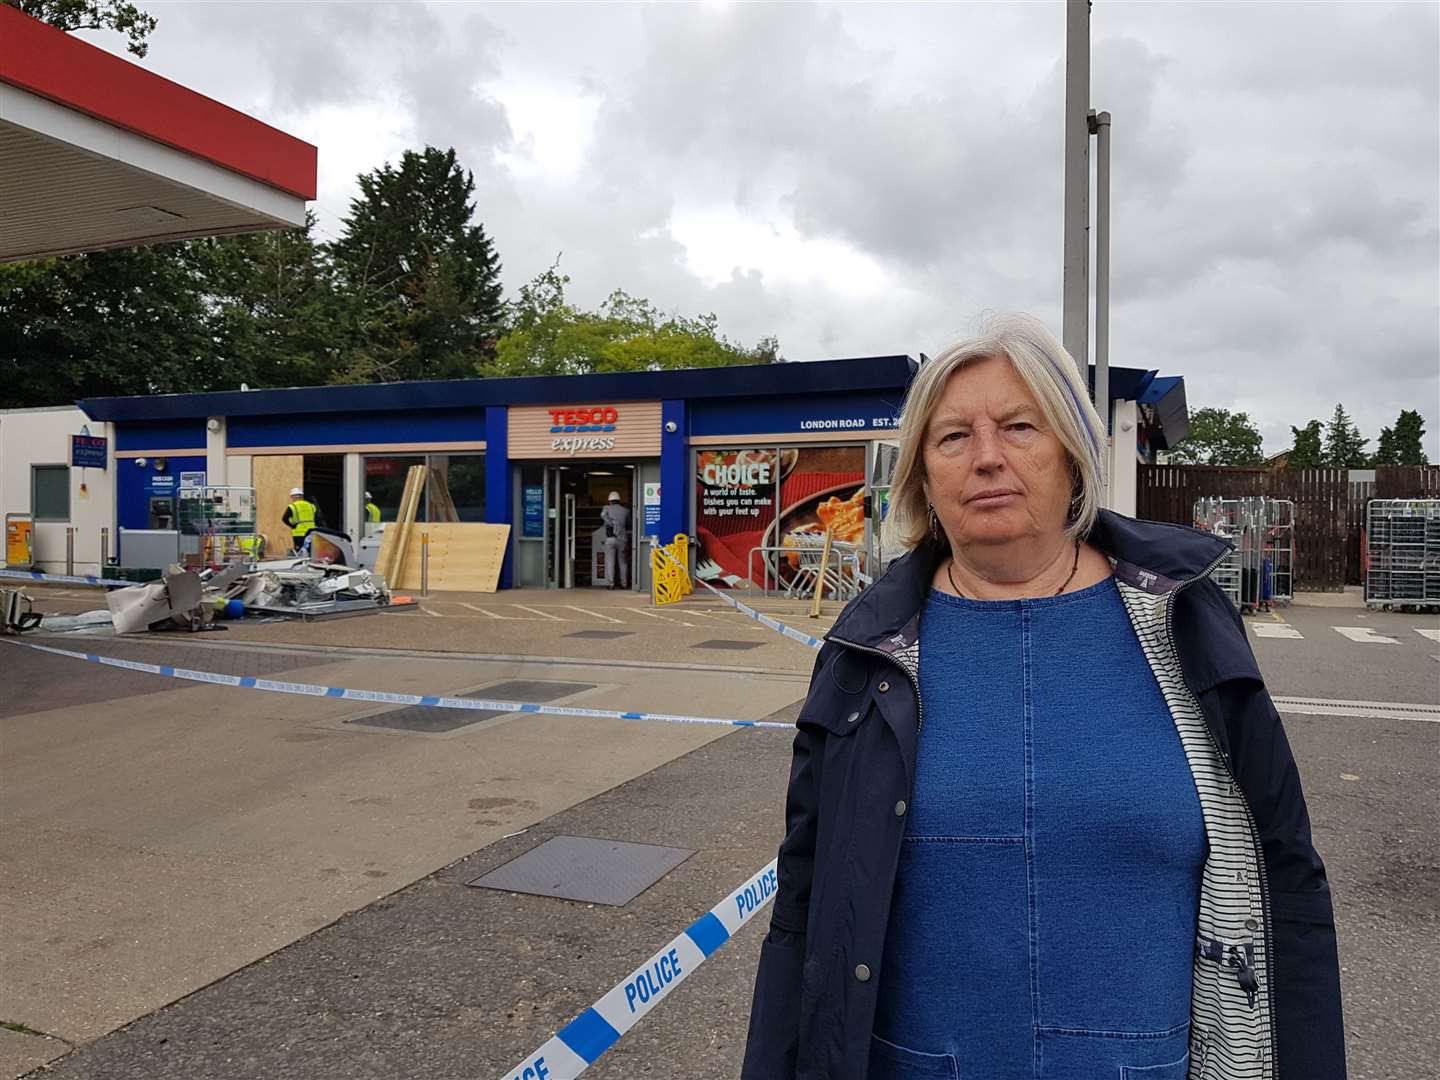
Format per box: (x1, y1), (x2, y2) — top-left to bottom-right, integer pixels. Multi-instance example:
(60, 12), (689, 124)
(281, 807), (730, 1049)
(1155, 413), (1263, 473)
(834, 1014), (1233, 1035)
(1062, 0), (1091, 378)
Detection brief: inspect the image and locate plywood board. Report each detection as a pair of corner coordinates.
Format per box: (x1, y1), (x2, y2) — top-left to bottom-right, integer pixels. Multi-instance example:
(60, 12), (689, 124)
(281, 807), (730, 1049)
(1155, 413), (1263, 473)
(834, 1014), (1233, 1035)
(374, 464), (426, 582)
(394, 523), (510, 593)
(252, 455), (303, 557)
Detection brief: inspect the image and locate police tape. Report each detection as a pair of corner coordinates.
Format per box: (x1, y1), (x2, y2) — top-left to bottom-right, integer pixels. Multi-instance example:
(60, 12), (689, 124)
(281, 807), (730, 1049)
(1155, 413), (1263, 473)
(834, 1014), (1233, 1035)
(0, 568), (135, 588)
(653, 545), (825, 652)
(2, 641), (797, 731)
(499, 860), (778, 1080)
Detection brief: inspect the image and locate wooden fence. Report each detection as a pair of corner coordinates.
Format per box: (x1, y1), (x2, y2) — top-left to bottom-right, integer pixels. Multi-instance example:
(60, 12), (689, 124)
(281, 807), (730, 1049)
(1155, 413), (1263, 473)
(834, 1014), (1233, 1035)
(1137, 465), (1440, 591)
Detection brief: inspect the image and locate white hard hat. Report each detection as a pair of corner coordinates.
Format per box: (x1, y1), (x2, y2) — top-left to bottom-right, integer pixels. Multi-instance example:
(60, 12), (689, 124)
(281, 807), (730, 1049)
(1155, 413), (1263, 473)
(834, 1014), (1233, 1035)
(608, 491), (620, 502)
(289, 487), (303, 497)
(365, 491), (372, 500)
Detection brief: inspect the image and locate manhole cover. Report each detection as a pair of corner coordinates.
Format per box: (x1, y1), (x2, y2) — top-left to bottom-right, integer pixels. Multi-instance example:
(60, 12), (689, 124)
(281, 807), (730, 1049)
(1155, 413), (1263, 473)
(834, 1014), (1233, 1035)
(693, 639), (763, 650)
(564, 630), (633, 640)
(348, 680), (595, 733)
(466, 835), (695, 905)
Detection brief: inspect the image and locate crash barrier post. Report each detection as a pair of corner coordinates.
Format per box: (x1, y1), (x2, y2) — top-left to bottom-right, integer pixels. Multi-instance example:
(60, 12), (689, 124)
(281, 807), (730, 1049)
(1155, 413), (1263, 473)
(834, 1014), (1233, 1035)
(66, 527), (75, 577)
(650, 533), (692, 607)
(100, 527), (109, 570)
(421, 530), (430, 598)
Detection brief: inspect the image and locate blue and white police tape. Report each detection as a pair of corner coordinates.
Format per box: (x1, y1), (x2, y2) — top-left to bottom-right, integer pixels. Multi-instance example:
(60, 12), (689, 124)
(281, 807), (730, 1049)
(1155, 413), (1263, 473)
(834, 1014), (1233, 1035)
(653, 546), (824, 652)
(499, 860), (779, 1080)
(2, 641), (797, 731)
(0, 568), (135, 588)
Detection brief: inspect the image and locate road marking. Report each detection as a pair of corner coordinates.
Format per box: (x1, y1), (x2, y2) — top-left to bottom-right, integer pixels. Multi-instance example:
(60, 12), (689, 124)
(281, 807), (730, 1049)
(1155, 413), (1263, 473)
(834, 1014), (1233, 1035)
(1414, 628), (1440, 644)
(1252, 623), (1304, 639)
(1269, 611), (1286, 623)
(1332, 626), (1400, 645)
(512, 604), (565, 621)
(424, 607), (444, 618)
(1272, 696), (1440, 723)
(626, 607), (697, 628)
(460, 602), (512, 618)
(565, 605), (624, 624)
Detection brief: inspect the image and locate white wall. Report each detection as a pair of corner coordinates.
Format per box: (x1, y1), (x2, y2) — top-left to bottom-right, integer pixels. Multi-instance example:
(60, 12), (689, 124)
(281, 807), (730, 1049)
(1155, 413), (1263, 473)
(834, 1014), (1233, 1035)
(1107, 399), (1139, 518)
(0, 406), (115, 573)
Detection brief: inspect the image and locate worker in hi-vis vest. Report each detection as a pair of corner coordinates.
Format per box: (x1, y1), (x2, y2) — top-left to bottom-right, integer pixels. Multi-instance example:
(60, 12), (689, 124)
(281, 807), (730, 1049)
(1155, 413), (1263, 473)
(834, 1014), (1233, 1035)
(282, 486), (319, 554)
(363, 491), (382, 538)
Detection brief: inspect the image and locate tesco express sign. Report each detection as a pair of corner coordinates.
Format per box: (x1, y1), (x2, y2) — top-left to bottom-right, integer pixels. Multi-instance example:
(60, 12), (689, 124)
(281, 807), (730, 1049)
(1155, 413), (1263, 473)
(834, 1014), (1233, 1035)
(548, 406), (619, 455)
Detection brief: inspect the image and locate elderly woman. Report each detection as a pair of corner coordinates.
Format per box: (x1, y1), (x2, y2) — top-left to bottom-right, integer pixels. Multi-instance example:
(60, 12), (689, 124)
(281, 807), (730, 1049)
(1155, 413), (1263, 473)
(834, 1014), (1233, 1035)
(741, 315), (1344, 1080)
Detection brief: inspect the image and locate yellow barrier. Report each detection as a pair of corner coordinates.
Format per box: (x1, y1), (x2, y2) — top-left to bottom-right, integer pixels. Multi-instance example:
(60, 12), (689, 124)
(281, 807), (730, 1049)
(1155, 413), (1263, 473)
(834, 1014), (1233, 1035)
(651, 534), (693, 607)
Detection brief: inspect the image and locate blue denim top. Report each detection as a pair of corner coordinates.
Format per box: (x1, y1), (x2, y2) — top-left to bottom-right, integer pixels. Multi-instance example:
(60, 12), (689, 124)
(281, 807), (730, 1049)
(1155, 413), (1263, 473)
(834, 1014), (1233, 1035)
(872, 576), (1206, 1080)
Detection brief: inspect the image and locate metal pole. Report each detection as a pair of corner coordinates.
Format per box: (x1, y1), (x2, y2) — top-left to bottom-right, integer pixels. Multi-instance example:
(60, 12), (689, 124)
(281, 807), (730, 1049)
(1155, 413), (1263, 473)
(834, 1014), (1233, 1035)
(66, 526), (75, 576)
(420, 530), (430, 598)
(1093, 109), (1112, 506)
(1093, 110), (1111, 426)
(1062, 0), (1091, 376)
(100, 526), (109, 569)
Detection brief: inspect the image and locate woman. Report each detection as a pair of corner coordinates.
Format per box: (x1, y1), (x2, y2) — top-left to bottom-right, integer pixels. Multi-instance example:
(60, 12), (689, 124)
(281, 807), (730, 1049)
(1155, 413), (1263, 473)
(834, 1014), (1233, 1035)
(741, 314), (1344, 1080)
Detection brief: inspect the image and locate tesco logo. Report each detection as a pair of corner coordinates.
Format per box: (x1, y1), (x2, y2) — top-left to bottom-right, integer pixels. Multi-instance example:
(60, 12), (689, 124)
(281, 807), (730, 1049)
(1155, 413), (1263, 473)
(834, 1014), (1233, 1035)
(549, 406), (619, 433)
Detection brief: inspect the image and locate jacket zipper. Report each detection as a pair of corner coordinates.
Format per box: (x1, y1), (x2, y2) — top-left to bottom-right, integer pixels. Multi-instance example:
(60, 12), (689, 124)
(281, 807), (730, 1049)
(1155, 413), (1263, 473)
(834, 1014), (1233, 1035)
(823, 636), (924, 736)
(1164, 548), (1278, 1074)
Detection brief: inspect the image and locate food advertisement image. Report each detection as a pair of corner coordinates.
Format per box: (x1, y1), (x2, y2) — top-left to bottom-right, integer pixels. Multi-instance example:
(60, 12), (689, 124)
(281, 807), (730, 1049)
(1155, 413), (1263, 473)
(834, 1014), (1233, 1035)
(694, 446), (866, 592)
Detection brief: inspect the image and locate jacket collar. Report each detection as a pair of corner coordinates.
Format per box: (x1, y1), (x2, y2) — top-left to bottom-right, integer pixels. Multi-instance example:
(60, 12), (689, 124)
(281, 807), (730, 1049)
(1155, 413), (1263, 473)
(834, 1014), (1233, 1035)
(828, 509), (1233, 649)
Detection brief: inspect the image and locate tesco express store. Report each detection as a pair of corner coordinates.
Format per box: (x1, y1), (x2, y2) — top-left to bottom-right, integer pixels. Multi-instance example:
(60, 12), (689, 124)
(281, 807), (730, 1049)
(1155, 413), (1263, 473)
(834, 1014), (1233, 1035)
(78, 357), (1187, 593)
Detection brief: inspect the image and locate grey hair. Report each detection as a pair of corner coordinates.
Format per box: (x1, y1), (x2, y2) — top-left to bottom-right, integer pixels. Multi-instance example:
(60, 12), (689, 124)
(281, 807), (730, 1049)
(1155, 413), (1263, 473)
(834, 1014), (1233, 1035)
(882, 312), (1106, 553)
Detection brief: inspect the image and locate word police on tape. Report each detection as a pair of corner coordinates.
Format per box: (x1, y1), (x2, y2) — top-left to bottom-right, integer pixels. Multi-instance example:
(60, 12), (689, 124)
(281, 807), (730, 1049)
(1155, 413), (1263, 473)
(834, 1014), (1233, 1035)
(500, 862), (779, 1080)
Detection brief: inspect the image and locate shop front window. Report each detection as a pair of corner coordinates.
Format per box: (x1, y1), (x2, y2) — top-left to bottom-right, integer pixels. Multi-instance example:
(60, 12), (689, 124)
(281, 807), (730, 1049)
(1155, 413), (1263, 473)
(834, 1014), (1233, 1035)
(694, 445), (867, 595)
(361, 453), (486, 531)
(362, 455), (425, 529)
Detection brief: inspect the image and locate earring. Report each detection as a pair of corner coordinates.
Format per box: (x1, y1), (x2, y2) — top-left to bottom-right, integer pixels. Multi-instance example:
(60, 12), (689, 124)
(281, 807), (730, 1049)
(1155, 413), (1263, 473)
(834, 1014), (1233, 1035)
(927, 504), (941, 541)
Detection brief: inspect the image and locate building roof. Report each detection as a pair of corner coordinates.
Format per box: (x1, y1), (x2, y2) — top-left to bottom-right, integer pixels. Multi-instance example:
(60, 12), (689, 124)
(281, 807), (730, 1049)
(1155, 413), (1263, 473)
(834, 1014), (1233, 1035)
(0, 6), (316, 262)
(78, 356), (922, 422)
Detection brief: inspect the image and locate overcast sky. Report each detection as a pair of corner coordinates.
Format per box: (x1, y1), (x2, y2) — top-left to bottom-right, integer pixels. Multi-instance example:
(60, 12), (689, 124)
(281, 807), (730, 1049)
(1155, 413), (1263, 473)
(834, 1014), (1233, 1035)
(84, 1), (1438, 457)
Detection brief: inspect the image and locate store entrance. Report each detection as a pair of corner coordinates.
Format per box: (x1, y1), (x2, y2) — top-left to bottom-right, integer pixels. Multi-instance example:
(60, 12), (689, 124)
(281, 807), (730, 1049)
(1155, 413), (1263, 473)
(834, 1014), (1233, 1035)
(543, 463), (639, 589)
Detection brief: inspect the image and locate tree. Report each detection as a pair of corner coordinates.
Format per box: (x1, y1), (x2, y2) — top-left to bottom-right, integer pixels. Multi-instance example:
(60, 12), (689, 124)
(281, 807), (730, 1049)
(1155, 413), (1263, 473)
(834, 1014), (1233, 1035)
(1322, 403), (1369, 468)
(1372, 425), (1398, 467)
(1387, 409), (1429, 466)
(328, 146), (504, 384)
(1165, 407), (1264, 466)
(1287, 420), (1324, 467)
(487, 264), (780, 378)
(6, 0), (157, 56)
(0, 244), (220, 407)
(190, 215), (342, 390)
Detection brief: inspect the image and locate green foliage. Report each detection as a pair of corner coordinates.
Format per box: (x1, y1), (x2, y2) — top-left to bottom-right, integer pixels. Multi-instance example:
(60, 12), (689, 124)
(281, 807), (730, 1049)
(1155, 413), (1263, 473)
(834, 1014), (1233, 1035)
(0, 244), (219, 404)
(8, 0), (157, 56)
(488, 265), (780, 378)
(328, 147), (504, 383)
(1287, 420), (1324, 467)
(1373, 410), (1430, 467)
(1166, 407), (1264, 466)
(1322, 403), (1369, 468)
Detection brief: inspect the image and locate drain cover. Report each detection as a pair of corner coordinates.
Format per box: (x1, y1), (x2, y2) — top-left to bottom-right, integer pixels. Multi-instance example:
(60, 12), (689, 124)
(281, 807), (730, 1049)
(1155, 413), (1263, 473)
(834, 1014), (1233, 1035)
(693, 639), (763, 651)
(348, 680), (595, 733)
(564, 630), (633, 640)
(466, 835), (694, 905)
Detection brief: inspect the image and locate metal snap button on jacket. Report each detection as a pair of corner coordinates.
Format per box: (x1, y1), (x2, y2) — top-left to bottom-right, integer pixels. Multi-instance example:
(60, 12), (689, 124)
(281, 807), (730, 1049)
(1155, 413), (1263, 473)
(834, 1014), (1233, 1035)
(854, 964), (871, 982)
(894, 800), (907, 816)
(845, 711), (860, 724)
(878, 680), (890, 692)
(1245, 918), (1258, 930)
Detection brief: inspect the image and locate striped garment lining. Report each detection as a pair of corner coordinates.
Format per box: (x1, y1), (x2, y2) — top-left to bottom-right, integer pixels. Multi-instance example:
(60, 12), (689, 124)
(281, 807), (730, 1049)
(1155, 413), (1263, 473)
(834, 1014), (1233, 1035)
(1114, 578), (1275, 1080)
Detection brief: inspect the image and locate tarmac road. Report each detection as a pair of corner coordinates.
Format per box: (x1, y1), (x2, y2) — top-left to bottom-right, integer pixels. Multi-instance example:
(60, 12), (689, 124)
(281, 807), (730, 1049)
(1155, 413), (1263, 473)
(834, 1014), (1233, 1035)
(0, 588), (1434, 1078)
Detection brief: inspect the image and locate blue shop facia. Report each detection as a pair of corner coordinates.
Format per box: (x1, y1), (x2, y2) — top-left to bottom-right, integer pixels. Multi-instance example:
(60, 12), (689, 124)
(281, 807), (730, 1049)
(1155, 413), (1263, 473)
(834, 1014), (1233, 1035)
(79, 356), (1187, 591)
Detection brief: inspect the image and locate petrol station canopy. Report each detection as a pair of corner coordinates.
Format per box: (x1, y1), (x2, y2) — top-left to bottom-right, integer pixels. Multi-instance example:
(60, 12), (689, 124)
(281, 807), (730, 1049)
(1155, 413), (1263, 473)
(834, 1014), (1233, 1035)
(0, 5), (316, 262)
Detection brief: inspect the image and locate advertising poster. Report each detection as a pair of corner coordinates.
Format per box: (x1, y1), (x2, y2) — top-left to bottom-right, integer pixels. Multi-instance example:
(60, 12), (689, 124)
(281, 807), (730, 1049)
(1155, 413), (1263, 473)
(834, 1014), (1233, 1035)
(694, 446), (865, 591)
